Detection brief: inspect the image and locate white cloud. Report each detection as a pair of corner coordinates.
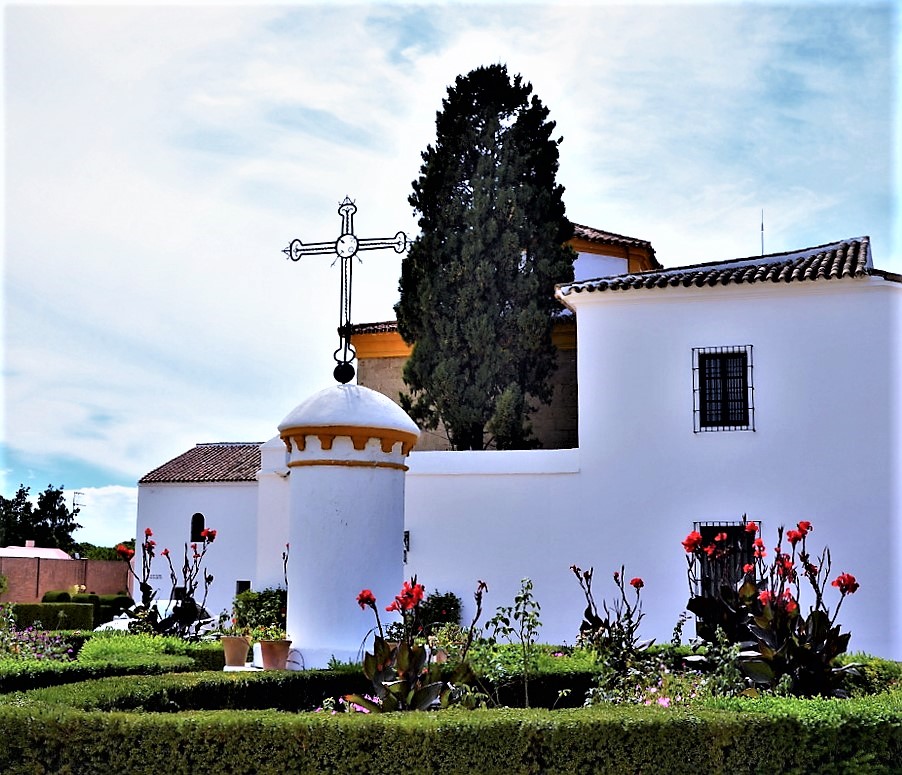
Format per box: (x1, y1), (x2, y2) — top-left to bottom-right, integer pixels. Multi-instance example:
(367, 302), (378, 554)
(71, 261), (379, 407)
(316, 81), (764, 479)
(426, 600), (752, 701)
(4, 2), (897, 495)
(71, 486), (138, 548)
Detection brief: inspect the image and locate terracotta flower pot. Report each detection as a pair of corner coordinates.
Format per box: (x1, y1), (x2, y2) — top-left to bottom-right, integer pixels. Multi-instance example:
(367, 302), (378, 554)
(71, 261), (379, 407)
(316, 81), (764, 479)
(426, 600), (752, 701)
(259, 639), (292, 670)
(221, 635), (252, 667)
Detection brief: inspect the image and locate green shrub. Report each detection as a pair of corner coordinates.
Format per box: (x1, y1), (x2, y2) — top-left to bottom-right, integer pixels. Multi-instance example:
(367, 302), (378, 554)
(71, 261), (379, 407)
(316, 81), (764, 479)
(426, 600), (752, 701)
(41, 590), (71, 603)
(11, 603), (94, 631)
(0, 654), (195, 693)
(78, 631), (196, 663)
(838, 653), (902, 696)
(421, 590), (462, 633)
(0, 688), (899, 774)
(233, 587), (286, 629)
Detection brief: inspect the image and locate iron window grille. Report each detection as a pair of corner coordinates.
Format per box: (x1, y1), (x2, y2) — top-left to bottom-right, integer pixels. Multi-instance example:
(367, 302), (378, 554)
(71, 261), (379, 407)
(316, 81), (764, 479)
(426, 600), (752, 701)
(689, 520), (758, 640)
(689, 521), (757, 601)
(692, 345), (754, 432)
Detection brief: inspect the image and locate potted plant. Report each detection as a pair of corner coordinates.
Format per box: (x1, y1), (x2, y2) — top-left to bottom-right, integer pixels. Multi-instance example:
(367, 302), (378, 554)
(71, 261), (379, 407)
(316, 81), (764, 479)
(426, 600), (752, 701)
(217, 614), (253, 667)
(251, 624), (292, 670)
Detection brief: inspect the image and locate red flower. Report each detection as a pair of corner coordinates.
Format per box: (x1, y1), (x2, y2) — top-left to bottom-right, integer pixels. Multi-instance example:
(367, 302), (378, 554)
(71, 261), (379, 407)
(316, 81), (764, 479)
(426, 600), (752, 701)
(743, 563), (755, 574)
(832, 572), (859, 595)
(356, 589), (376, 610)
(703, 544), (717, 557)
(386, 579), (425, 613)
(144, 527), (153, 537)
(805, 562), (818, 576)
(797, 520), (812, 536)
(613, 570), (620, 581)
(781, 590), (799, 614)
(745, 521), (758, 533)
(115, 544), (134, 559)
(753, 538), (767, 559)
(758, 590), (774, 606)
(714, 532), (728, 543)
(145, 539), (156, 549)
(776, 553), (795, 579)
(786, 529), (802, 546)
(629, 577), (644, 589)
(682, 531), (703, 553)
(161, 548), (170, 557)
(207, 529), (217, 542)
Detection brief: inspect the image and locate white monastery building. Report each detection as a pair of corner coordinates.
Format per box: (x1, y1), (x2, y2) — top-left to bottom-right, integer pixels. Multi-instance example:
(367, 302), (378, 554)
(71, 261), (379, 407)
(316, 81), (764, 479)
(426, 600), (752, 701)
(136, 234), (902, 660)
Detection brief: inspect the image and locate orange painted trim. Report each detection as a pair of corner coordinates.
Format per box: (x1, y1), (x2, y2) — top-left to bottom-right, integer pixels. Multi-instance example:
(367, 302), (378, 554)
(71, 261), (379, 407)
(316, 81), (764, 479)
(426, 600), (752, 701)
(353, 331), (413, 359)
(287, 459), (409, 471)
(280, 424), (418, 456)
(569, 237), (657, 273)
(567, 236), (631, 259)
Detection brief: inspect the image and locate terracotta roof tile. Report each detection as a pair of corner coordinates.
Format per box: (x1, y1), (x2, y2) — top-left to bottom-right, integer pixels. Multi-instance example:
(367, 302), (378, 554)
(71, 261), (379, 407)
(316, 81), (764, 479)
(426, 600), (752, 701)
(352, 320), (399, 335)
(570, 223), (654, 250)
(557, 237), (892, 299)
(139, 443), (262, 484)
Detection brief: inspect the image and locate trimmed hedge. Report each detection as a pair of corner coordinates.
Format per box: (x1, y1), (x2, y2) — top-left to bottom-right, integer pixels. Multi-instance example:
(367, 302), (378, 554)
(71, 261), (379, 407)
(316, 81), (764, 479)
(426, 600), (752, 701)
(40, 590), (71, 603)
(0, 656), (196, 694)
(11, 603), (94, 631)
(0, 676), (899, 774)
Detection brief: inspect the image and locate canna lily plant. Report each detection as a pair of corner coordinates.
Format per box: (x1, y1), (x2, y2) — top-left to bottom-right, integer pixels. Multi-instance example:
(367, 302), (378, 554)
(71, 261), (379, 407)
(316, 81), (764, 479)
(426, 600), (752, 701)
(683, 517), (860, 697)
(347, 578), (445, 712)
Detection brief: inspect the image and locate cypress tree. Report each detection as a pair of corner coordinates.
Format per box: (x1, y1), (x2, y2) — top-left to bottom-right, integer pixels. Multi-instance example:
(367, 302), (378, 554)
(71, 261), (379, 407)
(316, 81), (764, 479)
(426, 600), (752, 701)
(395, 64), (574, 450)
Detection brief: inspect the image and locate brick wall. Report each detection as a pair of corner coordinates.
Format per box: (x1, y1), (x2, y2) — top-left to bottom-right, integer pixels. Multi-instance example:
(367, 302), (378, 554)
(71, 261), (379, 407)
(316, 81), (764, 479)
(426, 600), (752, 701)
(0, 558), (132, 604)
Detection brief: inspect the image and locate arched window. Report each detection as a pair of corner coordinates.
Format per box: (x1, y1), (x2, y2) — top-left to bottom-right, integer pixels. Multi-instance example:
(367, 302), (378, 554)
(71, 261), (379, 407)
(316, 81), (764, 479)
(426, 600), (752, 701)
(190, 512), (205, 543)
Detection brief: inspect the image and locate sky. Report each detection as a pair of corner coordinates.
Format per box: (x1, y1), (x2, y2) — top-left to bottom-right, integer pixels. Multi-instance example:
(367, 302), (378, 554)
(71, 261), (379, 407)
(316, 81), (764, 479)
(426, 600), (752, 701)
(3, 0), (899, 546)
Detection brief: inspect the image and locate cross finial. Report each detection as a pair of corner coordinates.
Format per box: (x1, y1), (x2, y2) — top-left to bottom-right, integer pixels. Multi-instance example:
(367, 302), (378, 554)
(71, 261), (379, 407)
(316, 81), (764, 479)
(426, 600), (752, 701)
(283, 198), (407, 384)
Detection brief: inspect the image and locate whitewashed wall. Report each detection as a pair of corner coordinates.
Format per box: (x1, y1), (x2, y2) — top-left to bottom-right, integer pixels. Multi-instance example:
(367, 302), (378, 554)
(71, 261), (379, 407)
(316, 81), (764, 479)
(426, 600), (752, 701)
(255, 437), (291, 592)
(406, 276), (902, 658)
(135, 481), (259, 621)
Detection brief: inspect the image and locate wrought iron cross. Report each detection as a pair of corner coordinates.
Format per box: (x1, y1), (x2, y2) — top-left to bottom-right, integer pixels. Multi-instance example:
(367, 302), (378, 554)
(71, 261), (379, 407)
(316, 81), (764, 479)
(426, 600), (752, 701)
(283, 197), (407, 384)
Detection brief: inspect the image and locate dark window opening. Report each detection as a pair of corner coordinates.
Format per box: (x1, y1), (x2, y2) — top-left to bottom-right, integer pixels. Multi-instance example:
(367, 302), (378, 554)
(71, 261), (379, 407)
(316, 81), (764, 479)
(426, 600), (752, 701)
(190, 512), (205, 543)
(693, 346), (754, 432)
(690, 520), (757, 640)
(235, 580), (251, 596)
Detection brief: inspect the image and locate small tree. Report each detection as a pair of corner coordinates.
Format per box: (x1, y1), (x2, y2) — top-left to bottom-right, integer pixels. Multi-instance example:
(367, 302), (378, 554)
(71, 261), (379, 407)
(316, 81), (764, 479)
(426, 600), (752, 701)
(488, 577), (542, 707)
(396, 63), (574, 450)
(0, 484), (82, 552)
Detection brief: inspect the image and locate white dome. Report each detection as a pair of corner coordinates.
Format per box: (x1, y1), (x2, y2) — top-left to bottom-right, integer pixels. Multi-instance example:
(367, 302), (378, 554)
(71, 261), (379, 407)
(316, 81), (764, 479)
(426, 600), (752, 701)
(278, 384), (419, 437)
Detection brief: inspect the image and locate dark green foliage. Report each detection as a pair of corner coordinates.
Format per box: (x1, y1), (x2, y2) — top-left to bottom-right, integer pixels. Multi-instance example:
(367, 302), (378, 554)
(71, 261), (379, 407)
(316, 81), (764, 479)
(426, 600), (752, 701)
(233, 587), (287, 629)
(348, 635), (445, 712)
(396, 63), (575, 450)
(12, 603), (94, 631)
(420, 589), (462, 633)
(73, 541), (131, 561)
(0, 484), (82, 552)
(0, 686), (899, 774)
(41, 590), (72, 603)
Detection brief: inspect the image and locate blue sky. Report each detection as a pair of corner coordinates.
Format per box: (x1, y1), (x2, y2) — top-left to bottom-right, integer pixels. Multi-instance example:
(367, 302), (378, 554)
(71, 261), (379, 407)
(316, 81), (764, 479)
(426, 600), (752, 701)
(3, 0), (899, 545)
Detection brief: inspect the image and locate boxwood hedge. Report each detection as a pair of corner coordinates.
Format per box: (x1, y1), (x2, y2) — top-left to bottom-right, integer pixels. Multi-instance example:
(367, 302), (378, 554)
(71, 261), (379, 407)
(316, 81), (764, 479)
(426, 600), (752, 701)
(0, 671), (899, 774)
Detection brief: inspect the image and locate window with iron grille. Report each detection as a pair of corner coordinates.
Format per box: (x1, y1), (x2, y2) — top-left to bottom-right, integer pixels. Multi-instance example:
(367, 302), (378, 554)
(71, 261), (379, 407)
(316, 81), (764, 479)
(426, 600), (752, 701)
(693, 345), (754, 432)
(690, 521), (757, 601)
